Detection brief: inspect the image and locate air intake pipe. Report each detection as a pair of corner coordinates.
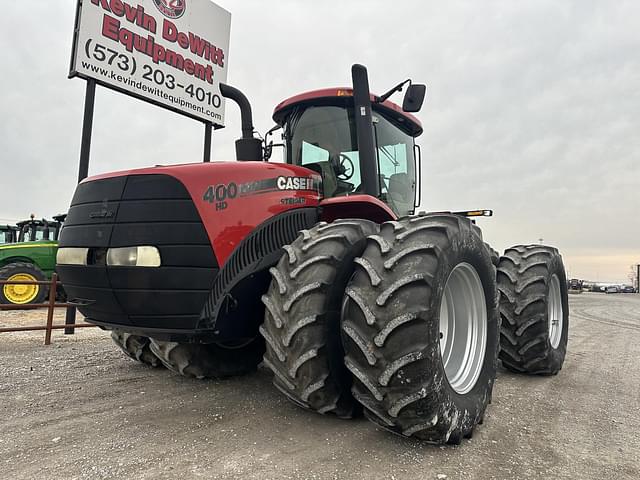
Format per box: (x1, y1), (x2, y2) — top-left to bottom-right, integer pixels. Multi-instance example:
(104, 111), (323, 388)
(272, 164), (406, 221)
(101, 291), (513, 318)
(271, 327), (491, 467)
(219, 83), (263, 161)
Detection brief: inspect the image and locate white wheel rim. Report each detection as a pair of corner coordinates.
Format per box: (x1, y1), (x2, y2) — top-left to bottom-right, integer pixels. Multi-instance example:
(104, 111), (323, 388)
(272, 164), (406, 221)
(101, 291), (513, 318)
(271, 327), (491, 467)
(439, 263), (488, 395)
(548, 274), (563, 349)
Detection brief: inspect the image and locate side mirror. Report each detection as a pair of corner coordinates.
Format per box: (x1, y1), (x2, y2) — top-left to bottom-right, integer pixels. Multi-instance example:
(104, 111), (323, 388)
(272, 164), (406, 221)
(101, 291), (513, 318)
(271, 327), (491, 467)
(402, 84), (426, 112)
(263, 124), (284, 161)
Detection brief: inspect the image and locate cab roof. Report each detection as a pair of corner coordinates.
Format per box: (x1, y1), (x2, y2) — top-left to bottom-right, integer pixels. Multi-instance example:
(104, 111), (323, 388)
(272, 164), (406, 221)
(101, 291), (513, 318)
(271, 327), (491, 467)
(272, 88), (423, 137)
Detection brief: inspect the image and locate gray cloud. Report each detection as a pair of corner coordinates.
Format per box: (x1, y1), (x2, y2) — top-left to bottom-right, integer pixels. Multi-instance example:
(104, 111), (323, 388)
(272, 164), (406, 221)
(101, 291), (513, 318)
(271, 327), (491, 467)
(0, 0), (638, 281)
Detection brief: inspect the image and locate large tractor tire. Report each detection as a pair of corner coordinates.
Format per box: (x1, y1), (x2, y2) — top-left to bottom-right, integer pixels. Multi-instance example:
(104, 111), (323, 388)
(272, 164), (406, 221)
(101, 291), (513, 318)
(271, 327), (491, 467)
(341, 214), (499, 443)
(497, 245), (569, 375)
(111, 330), (163, 368)
(260, 219), (378, 418)
(486, 243), (499, 267)
(0, 262), (48, 305)
(149, 338), (264, 379)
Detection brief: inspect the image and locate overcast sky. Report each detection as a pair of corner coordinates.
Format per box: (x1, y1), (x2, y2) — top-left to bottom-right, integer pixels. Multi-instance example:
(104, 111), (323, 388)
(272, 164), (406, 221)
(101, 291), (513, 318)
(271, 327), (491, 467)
(0, 1), (638, 282)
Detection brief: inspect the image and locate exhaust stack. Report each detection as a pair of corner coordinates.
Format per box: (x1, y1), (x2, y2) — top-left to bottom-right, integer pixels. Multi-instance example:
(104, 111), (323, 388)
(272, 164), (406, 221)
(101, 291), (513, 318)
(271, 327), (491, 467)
(219, 83), (263, 161)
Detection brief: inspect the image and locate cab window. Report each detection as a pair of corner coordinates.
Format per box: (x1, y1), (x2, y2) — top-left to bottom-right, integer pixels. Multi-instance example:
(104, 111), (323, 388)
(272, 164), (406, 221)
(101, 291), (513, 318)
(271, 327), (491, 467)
(373, 113), (416, 217)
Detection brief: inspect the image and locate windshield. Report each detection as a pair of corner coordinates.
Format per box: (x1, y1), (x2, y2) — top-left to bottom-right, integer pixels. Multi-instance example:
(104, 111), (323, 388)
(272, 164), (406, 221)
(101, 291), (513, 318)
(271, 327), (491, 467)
(285, 105), (416, 216)
(15, 224), (56, 242)
(286, 106), (359, 199)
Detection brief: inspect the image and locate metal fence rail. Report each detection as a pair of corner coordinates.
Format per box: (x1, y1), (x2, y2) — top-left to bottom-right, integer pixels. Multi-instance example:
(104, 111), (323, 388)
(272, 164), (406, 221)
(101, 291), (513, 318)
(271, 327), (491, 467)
(0, 273), (97, 344)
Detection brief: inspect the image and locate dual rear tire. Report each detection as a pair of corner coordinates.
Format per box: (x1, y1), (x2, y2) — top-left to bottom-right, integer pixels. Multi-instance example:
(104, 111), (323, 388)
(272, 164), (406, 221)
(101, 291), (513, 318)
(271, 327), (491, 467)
(111, 330), (163, 368)
(110, 331), (264, 378)
(149, 338), (264, 379)
(496, 245), (569, 375)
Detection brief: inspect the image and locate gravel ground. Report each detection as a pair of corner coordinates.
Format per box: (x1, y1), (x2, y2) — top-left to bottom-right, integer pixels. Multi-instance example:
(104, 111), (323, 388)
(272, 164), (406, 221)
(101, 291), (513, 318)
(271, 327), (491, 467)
(1, 293), (639, 479)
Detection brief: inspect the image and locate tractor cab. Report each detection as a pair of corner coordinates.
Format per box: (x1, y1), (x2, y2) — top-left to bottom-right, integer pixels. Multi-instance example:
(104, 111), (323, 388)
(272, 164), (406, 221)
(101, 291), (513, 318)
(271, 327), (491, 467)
(15, 215), (65, 243)
(220, 64), (425, 218)
(268, 67), (425, 218)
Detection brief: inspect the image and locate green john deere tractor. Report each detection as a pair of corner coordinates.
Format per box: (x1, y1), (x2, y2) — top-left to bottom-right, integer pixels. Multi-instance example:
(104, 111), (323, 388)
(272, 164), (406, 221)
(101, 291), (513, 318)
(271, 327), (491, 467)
(0, 214), (66, 305)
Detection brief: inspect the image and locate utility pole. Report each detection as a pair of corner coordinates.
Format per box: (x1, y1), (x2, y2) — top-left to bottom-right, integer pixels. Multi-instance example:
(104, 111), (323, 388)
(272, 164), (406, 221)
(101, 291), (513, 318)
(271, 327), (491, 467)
(637, 264), (639, 293)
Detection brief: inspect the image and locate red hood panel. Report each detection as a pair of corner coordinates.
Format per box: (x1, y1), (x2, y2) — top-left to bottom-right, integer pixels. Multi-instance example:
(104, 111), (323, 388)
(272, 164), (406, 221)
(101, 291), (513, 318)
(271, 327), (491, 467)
(85, 162), (321, 264)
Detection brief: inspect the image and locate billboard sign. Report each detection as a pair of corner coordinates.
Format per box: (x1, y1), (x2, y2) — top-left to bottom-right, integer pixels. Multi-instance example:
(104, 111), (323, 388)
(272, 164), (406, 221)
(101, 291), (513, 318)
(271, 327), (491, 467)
(70, 0), (231, 125)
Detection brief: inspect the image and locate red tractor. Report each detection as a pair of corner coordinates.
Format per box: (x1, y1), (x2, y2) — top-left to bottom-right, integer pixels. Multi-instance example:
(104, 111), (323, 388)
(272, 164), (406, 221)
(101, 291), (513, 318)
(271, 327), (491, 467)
(57, 65), (569, 444)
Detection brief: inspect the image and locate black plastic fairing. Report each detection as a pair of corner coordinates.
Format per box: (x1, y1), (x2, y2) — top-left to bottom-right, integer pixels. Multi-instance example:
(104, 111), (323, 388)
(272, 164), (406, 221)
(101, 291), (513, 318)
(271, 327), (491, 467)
(57, 174), (218, 332)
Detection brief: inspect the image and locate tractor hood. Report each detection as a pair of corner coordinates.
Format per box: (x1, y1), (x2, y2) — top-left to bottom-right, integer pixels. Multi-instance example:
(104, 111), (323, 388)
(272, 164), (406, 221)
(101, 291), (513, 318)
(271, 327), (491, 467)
(57, 161), (322, 340)
(77, 161), (322, 264)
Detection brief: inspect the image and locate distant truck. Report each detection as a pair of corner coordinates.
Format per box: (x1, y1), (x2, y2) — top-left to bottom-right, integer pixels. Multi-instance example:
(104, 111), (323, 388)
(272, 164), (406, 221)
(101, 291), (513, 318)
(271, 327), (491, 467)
(568, 278), (583, 293)
(0, 215), (65, 305)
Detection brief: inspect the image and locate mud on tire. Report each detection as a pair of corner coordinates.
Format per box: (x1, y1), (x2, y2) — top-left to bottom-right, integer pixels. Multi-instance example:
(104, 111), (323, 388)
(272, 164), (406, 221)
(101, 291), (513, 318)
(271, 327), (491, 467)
(341, 214), (499, 443)
(497, 245), (569, 375)
(260, 219), (378, 418)
(149, 338), (264, 379)
(111, 330), (163, 368)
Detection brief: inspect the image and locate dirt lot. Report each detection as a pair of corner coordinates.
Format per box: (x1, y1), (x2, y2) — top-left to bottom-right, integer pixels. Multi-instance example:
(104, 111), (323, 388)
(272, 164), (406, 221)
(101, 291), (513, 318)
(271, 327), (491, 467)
(1, 293), (639, 480)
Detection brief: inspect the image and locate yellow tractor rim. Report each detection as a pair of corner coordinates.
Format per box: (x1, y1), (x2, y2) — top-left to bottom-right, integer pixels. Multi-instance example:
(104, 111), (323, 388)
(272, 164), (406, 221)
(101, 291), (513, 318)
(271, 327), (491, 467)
(3, 273), (40, 304)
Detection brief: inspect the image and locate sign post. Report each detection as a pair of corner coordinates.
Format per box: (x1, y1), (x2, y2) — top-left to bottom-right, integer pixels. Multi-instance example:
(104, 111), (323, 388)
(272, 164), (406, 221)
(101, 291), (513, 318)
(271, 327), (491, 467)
(204, 121), (212, 162)
(77, 79), (96, 183)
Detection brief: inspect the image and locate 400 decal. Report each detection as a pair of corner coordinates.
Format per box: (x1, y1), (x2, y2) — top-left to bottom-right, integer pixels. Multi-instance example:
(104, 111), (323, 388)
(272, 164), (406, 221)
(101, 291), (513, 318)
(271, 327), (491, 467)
(202, 182), (237, 211)
(203, 176), (320, 211)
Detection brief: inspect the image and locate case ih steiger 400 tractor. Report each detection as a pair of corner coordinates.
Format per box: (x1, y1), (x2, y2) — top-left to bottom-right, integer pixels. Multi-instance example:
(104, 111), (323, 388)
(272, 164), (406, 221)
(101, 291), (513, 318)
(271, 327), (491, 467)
(57, 65), (569, 444)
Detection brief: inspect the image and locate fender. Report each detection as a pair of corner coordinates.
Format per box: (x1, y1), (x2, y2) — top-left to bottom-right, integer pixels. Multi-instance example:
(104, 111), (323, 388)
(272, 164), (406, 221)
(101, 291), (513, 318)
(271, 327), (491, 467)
(319, 194), (397, 224)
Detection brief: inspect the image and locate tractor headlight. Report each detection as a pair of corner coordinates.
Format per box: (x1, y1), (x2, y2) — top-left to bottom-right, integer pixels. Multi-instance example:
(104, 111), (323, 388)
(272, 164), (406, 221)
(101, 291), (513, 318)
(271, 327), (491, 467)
(56, 247), (89, 266)
(106, 246), (161, 267)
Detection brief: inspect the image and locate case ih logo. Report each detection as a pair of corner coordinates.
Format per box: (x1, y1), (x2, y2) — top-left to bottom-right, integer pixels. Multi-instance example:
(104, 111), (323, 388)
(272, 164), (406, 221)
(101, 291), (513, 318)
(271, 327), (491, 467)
(152, 0), (186, 19)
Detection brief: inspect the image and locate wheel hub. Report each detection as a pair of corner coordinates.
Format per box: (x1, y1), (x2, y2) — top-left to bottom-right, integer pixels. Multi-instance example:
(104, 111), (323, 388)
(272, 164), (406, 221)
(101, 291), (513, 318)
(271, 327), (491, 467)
(3, 273), (39, 304)
(439, 263), (487, 394)
(548, 274), (563, 349)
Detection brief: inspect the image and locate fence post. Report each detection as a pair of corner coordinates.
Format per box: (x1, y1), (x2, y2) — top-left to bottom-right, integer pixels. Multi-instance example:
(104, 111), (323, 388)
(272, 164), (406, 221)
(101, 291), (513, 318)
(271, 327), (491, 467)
(44, 274), (58, 345)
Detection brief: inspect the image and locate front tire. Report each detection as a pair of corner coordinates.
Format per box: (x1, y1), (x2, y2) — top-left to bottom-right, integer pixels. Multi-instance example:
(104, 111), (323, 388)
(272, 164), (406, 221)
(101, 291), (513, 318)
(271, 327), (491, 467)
(342, 214), (499, 443)
(497, 245), (569, 375)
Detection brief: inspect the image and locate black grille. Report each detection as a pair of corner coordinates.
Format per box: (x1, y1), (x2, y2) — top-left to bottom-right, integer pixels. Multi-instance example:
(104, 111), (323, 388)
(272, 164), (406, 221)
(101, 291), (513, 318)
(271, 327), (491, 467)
(58, 174), (218, 330)
(199, 208), (318, 328)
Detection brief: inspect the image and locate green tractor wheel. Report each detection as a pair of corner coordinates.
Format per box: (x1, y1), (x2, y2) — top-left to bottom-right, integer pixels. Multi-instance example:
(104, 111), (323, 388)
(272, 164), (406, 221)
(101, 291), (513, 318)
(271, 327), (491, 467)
(0, 262), (48, 305)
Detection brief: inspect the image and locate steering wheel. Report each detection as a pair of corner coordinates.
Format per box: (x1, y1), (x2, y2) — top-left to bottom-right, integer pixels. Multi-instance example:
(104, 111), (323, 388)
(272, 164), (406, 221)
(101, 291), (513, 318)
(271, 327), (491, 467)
(335, 153), (355, 180)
